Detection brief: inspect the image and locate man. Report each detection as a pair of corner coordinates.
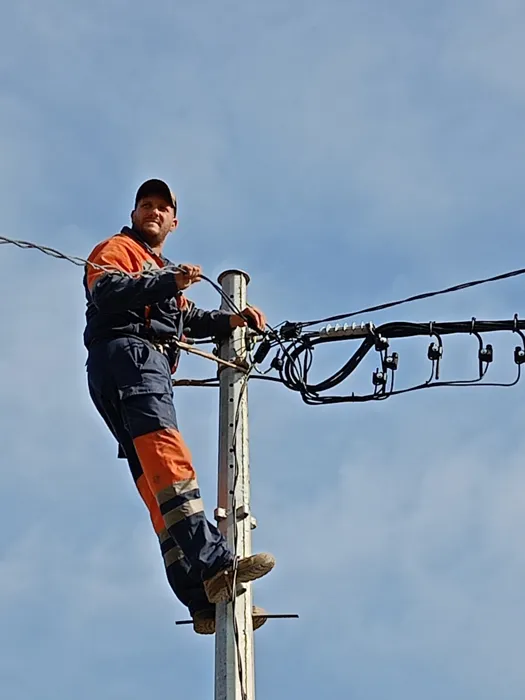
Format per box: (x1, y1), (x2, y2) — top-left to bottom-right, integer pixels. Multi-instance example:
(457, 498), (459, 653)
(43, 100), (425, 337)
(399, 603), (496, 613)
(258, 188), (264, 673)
(83, 178), (275, 635)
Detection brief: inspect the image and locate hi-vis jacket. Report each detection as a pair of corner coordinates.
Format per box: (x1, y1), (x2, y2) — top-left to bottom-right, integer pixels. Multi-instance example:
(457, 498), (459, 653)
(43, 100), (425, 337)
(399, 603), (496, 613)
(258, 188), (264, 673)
(83, 226), (234, 349)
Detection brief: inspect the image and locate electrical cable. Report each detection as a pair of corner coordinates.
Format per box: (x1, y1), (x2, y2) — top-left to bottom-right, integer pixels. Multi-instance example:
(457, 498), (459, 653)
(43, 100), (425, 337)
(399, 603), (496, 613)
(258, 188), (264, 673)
(228, 369), (252, 700)
(271, 317), (525, 404)
(4, 233), (525, 404)
(299, 266), (525, 328)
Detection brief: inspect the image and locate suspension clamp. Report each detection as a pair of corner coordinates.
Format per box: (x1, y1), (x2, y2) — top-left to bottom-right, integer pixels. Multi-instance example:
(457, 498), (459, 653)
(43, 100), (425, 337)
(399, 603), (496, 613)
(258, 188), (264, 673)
(514, 347), (525, 365)
(280, 321), (303, 340)
(428, 343), (443, 361)
(372, 370), (387, 386)
(479, 345), (493, 363)
(384, 353), (399, 371)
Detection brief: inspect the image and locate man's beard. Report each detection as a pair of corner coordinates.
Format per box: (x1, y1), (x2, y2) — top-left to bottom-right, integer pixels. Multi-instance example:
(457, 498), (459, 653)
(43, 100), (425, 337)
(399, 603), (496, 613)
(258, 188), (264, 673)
(136, 223), (168, 246)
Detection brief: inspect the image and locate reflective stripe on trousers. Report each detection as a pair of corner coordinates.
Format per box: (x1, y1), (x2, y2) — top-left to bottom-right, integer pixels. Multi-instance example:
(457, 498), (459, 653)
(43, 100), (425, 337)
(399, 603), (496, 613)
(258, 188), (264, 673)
(86, 337), (232, 614)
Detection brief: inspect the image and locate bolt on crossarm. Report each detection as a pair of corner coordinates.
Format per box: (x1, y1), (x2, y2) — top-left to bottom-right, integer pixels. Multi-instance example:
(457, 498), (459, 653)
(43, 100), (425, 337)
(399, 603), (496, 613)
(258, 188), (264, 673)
(214, 269), (255, 700)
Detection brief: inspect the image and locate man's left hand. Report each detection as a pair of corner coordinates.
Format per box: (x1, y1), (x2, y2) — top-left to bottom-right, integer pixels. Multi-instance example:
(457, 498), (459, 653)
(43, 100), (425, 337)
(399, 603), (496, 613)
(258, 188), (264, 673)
(230, 305), (267, 332)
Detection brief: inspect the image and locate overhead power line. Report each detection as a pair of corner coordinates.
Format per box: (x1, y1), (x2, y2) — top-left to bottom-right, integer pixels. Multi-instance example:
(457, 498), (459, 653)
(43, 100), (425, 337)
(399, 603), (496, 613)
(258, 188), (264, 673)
(4, 233), (525, 404)
(263, 316), (525, 404)
(4, 231), (525, 329)
(300, 267), (525, 328)
(0, 234), (247, 317)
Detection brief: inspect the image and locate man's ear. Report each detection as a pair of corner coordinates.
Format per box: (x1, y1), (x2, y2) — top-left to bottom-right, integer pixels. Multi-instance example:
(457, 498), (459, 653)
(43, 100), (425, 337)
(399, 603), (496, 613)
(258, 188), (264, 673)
(130, 209), (136, 225)
(170, 218), (179, 232)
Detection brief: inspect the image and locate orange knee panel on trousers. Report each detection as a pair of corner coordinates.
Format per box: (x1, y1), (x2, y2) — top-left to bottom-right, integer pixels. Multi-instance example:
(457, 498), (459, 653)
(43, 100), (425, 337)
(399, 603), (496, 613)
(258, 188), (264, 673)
(133, 427), (196, 495)
(136, 474), (165, 534)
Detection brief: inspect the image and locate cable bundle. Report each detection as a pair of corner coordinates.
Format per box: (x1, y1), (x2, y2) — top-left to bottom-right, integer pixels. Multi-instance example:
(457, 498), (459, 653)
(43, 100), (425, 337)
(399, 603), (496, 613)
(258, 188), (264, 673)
(257, 316), (525, 404)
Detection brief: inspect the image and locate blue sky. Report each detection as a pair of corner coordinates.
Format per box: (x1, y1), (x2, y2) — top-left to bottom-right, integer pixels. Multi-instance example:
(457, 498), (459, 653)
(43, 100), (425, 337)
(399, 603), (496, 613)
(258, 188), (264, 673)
(1, 1), (525, 698)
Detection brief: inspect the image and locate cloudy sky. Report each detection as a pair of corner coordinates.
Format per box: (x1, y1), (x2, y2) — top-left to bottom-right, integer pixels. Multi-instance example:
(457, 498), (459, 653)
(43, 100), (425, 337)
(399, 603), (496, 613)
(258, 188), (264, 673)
(2, 1), (525, 698)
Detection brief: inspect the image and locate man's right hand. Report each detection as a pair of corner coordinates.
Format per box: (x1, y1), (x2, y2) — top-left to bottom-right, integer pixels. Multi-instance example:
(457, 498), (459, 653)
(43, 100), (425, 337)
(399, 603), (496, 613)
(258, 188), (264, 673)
(175, 264), (202, 290)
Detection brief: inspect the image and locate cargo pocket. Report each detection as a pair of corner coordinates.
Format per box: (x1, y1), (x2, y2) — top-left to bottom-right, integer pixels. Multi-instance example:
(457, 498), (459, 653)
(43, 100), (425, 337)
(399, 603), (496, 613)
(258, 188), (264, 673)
(109, 338), (172, 400)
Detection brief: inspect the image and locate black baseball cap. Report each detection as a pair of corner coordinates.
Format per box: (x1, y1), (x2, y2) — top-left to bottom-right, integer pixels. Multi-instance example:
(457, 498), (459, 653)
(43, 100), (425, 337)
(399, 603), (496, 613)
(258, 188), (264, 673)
(134, 178), (177, 215)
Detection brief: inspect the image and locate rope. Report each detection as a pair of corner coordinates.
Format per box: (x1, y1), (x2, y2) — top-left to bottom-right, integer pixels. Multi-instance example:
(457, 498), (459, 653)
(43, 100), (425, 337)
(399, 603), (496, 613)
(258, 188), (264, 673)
(171, 378), (219, 387)
(175, 340), (249, 373)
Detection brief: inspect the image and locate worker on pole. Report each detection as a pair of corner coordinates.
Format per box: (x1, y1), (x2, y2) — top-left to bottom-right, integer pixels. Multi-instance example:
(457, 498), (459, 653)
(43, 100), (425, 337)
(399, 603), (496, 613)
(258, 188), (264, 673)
(83, 179), (275, 634)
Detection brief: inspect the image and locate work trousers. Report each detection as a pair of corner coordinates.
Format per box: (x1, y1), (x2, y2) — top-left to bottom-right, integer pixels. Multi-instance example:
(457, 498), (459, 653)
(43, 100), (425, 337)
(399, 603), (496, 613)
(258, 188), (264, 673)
(86, 336), (233, 615)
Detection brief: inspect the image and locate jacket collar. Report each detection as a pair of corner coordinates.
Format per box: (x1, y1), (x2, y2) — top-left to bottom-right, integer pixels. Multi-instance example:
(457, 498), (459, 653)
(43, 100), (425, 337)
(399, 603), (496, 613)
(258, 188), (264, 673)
(121, 226), (172, 265)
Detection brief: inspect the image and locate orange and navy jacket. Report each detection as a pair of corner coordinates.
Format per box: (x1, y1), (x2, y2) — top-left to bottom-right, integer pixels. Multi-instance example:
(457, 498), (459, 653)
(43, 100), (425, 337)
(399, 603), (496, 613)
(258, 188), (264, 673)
(83, 226), (234, 349)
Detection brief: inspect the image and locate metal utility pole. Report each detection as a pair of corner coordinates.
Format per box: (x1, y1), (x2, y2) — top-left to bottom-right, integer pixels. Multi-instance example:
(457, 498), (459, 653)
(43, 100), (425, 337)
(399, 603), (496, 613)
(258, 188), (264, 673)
(214, 269), (255, 700)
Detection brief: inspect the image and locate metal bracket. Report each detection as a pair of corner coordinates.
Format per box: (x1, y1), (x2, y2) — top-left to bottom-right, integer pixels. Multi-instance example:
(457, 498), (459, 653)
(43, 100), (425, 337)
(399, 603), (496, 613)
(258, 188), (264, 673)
(235, 505), (257, 529)
(235, 504), (249, 520)
(175, 612), (300, 627)
(214, 505), (257, 527)
(214, 507), (228, 522)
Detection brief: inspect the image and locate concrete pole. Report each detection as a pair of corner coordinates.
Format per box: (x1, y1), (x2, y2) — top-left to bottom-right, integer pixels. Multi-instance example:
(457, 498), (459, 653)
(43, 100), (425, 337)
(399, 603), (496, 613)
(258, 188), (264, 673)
(214, 270), (255, 700)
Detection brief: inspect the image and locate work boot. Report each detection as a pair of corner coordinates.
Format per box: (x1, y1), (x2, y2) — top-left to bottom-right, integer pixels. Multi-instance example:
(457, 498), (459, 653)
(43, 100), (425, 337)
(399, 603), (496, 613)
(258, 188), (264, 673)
(193, 606), (269, 635)
(203, 553), (276, 604)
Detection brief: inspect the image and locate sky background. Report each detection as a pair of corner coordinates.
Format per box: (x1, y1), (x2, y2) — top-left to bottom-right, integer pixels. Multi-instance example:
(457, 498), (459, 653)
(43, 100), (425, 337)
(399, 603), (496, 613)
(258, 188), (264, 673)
(1, 1), (525, 698)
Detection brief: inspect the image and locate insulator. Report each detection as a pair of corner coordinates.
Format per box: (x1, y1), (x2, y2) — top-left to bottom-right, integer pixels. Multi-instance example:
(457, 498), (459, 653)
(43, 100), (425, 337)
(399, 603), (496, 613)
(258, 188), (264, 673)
(318, 322), (375, 338)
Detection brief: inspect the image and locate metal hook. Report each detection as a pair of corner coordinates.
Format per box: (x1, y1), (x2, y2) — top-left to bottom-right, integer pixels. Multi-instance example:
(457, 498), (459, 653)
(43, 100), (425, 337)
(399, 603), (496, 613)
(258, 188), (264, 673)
(512, 313), (525, 345)
(512, 313), (525, 365)
(427, 323), (443, 381)
(468, 317), (487, 378)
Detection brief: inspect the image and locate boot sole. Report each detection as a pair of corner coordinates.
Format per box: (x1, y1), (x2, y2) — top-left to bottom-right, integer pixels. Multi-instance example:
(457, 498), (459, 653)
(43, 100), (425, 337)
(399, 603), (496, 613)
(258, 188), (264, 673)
(204, 554), (275, 604)
(194, 607), (268, 635)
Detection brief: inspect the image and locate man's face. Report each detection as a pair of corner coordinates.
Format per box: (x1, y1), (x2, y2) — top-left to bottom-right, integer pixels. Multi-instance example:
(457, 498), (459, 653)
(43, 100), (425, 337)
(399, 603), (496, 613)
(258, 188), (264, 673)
(131, 194), (178, 247)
